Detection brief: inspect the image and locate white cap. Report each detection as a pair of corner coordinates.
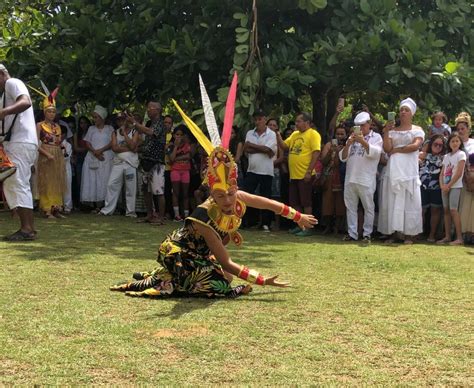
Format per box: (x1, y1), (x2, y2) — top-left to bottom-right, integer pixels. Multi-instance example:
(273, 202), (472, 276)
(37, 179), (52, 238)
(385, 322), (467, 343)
(354, 111), (370, 125)
(0, 63), (7, 72)
(400, 98), (417, 115)
(93, 105), (108, 120)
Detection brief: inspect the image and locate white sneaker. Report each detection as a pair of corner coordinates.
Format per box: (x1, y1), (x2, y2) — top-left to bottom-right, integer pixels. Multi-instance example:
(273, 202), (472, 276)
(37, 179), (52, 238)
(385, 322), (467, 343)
(262, 225), (270, 232)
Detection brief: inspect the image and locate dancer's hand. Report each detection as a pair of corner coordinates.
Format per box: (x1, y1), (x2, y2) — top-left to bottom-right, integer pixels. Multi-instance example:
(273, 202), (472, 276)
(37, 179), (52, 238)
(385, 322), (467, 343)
(297, 213), (318, 230)
(265, 275), (289, 287)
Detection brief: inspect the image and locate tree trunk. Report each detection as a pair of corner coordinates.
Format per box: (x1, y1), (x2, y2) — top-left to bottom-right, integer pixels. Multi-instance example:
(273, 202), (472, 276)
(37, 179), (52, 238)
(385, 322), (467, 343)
(310, 86), (327, 139)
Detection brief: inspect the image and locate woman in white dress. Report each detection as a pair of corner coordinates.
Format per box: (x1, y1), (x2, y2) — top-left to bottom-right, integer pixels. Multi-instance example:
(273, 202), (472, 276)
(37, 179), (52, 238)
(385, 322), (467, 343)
(80, 105), (114, 211)
(378, 98), (425, 244)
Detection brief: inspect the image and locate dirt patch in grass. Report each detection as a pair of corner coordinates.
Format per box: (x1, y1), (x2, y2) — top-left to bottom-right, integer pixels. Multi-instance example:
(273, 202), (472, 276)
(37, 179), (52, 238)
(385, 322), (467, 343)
(88, 367), (136, 384)
(152, 325), (209, 338)
(0, 358), (36, 383)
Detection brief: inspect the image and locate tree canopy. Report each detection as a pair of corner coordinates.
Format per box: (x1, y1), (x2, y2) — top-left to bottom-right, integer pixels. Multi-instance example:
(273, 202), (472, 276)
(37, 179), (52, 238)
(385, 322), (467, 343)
(1, 0), (473, 133)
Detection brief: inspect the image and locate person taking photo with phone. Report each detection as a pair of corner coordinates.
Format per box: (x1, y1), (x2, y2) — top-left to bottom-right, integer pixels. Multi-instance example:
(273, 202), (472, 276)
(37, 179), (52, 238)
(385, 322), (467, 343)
(339, 112), (383, 242)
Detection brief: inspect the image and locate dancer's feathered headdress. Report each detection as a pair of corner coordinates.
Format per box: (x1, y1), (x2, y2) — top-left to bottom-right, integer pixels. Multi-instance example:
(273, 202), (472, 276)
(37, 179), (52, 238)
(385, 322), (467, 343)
(28, 80), (60, 111)
(173, 72), (238, 193)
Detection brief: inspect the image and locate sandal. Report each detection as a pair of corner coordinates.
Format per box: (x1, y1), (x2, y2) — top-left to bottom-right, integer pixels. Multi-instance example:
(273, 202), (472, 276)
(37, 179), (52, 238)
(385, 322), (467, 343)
(436, 238), (450, 244)
(4, 230), (36, 242)
(449, 239), (463, 246)
(149, 218), (165, 226)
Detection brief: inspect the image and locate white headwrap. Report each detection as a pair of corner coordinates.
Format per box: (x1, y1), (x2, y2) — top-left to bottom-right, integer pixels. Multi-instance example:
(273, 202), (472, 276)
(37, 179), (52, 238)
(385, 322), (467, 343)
(400, 98), (417, 115)
(93, 105), (107, 120)
(354, 111), (371, 125)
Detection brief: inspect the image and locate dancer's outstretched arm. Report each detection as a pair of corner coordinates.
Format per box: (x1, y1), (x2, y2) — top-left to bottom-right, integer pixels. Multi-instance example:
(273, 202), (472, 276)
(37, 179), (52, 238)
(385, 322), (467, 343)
(191, 221), (289, 287)
(237, 190), (318, 230)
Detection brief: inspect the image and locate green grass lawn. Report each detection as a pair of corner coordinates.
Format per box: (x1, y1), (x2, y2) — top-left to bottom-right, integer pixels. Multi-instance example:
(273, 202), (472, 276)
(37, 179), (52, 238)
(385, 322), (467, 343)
(0, 213), (472, 385)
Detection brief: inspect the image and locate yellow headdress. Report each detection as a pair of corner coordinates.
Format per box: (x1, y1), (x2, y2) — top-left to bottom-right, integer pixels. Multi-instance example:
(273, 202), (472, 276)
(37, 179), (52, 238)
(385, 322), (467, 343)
(455, 112), (471, 129)
(28, 80), (59, 112)
(172, 72), (239, 193)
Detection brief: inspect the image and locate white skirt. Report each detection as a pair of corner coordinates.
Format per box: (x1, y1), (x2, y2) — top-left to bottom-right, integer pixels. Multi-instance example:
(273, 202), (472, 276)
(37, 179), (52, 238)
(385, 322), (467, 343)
(80, 152), (113, 203)
(378, 177), (423, 236)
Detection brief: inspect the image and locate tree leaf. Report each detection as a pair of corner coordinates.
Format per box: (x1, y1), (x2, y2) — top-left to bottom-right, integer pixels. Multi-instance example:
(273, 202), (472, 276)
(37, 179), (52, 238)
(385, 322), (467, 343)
(360, 0), (371, 14)
(310, 0), (327, 9)
(444, 61), (460, 74)
(401, 67), (415, 78)
(236, 31), (249, 43)
(112, 64), (129, 75)
(326, 54), (338, 66)
(233, 12), (246, 20)
(235, 44), (249, 54)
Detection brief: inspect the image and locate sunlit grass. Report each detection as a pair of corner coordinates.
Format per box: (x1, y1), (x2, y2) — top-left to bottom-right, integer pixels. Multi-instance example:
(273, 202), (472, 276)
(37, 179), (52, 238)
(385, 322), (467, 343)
(0, 213), (472, 385)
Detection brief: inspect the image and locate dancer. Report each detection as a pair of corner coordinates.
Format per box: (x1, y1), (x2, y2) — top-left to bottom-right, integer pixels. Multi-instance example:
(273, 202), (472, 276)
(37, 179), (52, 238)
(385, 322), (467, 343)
(111, 74), (317, 298)
(34, 84), (66, 218)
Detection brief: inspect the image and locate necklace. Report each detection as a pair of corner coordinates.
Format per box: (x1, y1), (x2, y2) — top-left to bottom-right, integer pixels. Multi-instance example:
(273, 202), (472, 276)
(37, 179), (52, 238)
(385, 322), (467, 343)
(206, 198), (246, 246)
(41, 121), (60, 136)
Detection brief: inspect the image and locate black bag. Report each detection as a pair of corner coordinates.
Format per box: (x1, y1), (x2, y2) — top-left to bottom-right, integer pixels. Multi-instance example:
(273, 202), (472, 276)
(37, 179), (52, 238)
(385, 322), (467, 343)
(1, 94), (17, 142)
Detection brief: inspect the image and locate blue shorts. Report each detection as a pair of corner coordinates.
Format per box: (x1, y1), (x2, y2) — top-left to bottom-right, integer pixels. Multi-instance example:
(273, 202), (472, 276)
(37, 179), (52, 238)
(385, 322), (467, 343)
(421, 188), (442, 208)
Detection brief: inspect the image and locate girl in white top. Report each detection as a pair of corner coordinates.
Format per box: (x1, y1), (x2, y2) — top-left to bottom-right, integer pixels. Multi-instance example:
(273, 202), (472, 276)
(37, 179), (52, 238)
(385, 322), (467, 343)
(378, 98), (425, 244)
(437, 133), (466, 245)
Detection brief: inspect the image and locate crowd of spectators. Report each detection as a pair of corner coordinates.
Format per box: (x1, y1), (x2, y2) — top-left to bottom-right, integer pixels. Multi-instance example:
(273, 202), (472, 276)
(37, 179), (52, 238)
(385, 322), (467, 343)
(2, 80), (473, 245)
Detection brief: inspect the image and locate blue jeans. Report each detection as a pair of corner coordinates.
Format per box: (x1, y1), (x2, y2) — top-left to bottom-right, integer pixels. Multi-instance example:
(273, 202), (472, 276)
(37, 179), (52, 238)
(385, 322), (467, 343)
(243, 172), (273, 227)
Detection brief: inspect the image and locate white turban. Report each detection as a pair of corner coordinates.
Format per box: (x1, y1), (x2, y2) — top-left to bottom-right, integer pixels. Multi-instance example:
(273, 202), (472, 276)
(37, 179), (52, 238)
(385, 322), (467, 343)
(93, 105), (107, 120)
(400, 98), (417, 115)
(354, 111), (370, 125)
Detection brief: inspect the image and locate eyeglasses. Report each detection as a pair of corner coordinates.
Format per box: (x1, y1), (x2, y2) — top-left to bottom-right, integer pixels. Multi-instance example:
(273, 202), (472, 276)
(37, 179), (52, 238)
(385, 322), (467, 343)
(432, 143), (443, 148)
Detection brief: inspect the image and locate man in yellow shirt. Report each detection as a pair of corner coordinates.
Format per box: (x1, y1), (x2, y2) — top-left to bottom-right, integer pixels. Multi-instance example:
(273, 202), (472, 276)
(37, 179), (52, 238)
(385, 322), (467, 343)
(277, 112), (321, 236)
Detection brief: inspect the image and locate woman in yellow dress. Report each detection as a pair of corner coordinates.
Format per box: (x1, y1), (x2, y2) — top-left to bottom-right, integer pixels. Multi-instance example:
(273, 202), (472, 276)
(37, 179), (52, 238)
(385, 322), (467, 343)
(35, 89), (66, 218)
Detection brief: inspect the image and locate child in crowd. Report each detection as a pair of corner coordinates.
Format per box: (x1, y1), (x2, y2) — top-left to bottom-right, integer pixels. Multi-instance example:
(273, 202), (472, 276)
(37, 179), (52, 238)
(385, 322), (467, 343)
(437, 133), (466, 245)
(419, 135), (445, 242)
(61, 125), (73, 214)
(428, 111), (451, 138)
(167, 125), (191, 221)
(193, 145), (209, 206)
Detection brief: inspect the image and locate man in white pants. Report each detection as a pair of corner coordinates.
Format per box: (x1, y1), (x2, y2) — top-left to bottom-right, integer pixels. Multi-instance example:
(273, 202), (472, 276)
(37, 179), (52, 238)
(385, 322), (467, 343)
(60, 126), (73, 213)
(0, 64), (39, 241)
(339, 111), (383, 242)
(100, 115), (139, 217)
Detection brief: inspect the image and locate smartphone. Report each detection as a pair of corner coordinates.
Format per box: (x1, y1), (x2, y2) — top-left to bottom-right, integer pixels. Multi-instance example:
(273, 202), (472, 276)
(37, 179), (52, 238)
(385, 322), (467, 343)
(387, 111), (396, 121)
(353, 125), (361, 135)
(331, 139), (338, 146)
(338, 97), (345, 107)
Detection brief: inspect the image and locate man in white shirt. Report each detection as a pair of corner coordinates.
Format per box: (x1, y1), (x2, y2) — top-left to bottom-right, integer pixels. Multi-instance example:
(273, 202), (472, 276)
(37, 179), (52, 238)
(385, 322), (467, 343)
(339, 111), (383, 242)
(242, 110), (277, 231)
(0, 64), (39, 241)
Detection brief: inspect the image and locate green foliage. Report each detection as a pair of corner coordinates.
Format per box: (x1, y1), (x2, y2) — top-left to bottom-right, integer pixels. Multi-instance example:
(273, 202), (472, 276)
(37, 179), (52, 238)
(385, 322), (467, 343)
(0, 0), (472, 129)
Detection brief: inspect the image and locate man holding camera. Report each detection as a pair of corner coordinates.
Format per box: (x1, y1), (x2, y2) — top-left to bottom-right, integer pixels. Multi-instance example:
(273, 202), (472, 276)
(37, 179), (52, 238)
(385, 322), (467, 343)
(339, 111), (383, 242)
(0, 64), (38, 241)
(128, 101), (167, 224)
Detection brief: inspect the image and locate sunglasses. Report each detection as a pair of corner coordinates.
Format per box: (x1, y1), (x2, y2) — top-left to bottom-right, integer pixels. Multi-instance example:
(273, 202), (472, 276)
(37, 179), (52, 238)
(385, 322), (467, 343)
(432, 143), (443, 148)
